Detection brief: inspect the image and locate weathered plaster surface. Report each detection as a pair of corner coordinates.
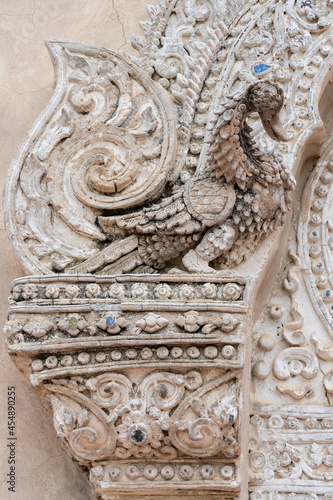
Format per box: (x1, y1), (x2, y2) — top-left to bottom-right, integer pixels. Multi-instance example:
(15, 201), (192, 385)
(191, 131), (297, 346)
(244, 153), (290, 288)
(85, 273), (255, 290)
(5, 0), (333, 498)
(0, 1), (148, 498)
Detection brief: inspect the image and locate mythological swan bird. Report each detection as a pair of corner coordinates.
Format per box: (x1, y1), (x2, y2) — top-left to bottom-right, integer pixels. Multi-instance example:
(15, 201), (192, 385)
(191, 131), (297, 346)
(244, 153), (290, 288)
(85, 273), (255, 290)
(92, 81), (295, 274)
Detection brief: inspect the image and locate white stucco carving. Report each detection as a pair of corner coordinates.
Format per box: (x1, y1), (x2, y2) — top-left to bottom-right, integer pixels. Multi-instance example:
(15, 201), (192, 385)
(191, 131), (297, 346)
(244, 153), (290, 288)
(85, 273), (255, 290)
(5, 0), (333, 498)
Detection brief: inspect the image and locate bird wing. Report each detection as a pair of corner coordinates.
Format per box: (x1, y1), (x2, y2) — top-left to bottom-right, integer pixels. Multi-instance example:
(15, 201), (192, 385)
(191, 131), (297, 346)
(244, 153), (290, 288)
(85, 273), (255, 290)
(98, 188), (203, 236)
(183, 177), (236, 226)
(207, 95), (252, 191)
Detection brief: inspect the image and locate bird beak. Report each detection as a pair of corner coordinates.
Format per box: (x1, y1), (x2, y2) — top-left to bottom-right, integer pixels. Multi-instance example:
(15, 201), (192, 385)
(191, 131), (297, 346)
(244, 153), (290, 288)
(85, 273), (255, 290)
(260, 109), (289, 142)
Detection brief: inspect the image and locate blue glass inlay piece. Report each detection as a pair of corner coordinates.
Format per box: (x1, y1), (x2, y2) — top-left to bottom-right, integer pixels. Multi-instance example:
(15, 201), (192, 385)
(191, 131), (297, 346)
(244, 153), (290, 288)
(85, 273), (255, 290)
(326, 290), (331, 297)
(107, 316), (116, 326)
(317, 263), (323, 268)
(254, 64), (271, 74)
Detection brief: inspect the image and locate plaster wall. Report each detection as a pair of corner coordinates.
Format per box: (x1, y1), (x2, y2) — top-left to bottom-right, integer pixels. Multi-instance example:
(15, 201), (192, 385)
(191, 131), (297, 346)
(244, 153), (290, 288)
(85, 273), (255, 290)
(0, 1), (148, 498)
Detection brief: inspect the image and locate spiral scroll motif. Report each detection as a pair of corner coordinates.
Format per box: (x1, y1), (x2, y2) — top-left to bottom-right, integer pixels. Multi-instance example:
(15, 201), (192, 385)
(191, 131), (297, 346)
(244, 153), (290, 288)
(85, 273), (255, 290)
(51, 128), (141, 211)
(5, 40), (177, 274)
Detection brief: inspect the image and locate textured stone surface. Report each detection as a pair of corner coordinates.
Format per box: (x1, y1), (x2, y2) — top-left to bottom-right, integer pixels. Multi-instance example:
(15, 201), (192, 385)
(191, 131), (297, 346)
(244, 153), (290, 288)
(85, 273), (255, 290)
(5, 0), (333, 499)
(0, 1), (148, 498)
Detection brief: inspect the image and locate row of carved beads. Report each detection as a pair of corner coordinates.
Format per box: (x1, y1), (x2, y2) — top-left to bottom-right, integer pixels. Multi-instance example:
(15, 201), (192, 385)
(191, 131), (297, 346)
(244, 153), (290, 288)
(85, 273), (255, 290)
(251, 414), (333, 430)
(11, 281), (244, 302)
(31, 344), (238, 371)
(251, 493), (333, 500)
(90, 462), (235, 484)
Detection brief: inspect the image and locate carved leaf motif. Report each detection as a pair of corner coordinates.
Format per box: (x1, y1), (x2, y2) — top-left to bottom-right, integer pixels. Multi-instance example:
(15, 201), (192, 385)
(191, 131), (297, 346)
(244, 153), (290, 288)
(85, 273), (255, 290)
(135, 313), (169, 333)
(51, 395), (77, 437)
(282, 300), (305, 346)
(324, 446), (333, 467)
(37, 109), (74, 161)
(5, 40), (177, 275)
(77, 408), (89, 428)
(191, 398), (208, 418)
(23, 319), (54, 339)
(283, 250), (301, 293)
(169, 373), (239, 457)
(309, 443), (323, 468)
(49, 387), (117, 462)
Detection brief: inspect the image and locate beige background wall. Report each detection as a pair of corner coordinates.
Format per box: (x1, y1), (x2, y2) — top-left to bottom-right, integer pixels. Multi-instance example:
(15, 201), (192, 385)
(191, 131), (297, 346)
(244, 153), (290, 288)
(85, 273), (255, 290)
(0, 1), (148, 498)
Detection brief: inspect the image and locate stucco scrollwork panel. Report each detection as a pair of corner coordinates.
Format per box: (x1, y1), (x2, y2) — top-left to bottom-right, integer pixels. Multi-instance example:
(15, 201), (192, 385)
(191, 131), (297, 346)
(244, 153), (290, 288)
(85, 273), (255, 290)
(6, 0), (333, 498)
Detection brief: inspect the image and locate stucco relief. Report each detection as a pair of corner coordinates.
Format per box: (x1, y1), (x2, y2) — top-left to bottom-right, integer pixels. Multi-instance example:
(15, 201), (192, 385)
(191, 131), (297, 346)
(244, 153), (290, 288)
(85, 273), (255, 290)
(5, 0), (333, 498)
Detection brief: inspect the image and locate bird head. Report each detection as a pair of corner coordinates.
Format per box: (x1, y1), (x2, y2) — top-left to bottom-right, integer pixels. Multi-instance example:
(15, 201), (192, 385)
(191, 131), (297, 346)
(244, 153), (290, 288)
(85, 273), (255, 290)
(246, 81), (289, 142)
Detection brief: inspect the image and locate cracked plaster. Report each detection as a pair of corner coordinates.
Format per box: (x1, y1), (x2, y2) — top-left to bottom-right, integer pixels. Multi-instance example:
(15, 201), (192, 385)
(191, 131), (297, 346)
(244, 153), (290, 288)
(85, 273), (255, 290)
(0, 1), (149, 498)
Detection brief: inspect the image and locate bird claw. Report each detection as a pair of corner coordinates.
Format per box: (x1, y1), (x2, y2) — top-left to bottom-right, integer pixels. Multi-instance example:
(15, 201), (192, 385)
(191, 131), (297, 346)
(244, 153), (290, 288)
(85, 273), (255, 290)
(182, 250), (217, 274)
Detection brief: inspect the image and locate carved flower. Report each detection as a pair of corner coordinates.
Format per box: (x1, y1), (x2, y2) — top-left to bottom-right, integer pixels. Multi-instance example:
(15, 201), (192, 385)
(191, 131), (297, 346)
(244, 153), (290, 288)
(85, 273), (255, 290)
(178, 465), (193, 479)
(266, 450), (280, 470)
(131, 283), (148, 299)
(141, 347), (153, 360)
(324, 445), (333, 467)
(109, 283), (125, 299)
(22, 284), (37, 300)
(11, 286), (21, 301)
(221, 345), (235, 359)
(135, 313), (169, 333)
(57, 313), (91, 337)
(78, 352), (90, 364)
(125, 465), (140, 479)
(267, 415), (284, 429)
(187, 346), (200, 358)
(202, 313), (240, 334)
(286, 417), (299, 430)
(3, 321), (24, 341)
(45, 284), (60, 299)
(96, 314), (128, 334)
(108, 467), (121, 481)
(90, 466), (104, 486)
(201, 283), (217, 299)
(184, 370), (202, 390)
(143, 465), (158, 480)
(60, 355), (73, 367)
(322, 418), (333, 429)
(156, 346), (169, 359)
(45, 356), (58, 369)
(286, 494), (297, 500)
(269, 494), (281, 500)
(85, 284), (101, 298)
(250, 494), (263, 500)
(31, 359), (44, 372)
(305, 418), (319, 430)
(200, 465), (214, 478)
(175, 311), (206, 332)
(96, 352), (106, 363)
(204, 346), (218, 359)
(269, 304), (283, 319)
(222, 283), (242, 301)
(23, 318), (54, 339)
(220, 464), (234, 479)
(160, 465), (174, 479)
(117, 410), (164, 455)
(154, 283), (171, 299)
(65, 285), (80, 298)
(179, 284), (196, 300)
(171, 346), (183, 358)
